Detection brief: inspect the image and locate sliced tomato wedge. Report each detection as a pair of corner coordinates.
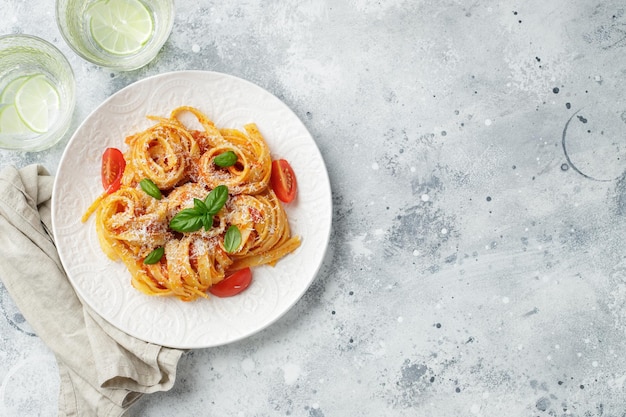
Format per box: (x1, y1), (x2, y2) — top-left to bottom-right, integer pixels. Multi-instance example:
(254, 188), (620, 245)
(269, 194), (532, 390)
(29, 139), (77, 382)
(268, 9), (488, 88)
(101, 147), (126, 194)
(209, 267), (252, 297)
(270, 159), (297, 203)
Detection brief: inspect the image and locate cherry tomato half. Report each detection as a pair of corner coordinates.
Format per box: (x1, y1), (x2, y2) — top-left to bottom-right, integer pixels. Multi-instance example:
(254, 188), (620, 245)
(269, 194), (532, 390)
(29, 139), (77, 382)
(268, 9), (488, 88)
(101, 148), (126, 194)
(209, 267), (253, 297)
(270, 159), (297, 203)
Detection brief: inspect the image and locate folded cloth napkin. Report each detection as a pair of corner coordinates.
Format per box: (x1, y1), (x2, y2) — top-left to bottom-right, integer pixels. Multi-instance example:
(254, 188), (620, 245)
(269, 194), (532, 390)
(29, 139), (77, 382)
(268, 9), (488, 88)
(0, 164), (184, 417)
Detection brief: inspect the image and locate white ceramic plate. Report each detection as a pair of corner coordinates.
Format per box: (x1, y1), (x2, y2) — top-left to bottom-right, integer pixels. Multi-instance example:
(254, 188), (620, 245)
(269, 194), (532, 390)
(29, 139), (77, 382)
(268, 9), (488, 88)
(51, 71), (332, 349)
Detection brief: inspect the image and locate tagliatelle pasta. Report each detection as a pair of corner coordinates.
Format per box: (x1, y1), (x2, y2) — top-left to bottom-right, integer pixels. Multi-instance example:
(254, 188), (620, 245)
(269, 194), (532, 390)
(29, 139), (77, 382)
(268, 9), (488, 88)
(83, 106), (301, 302)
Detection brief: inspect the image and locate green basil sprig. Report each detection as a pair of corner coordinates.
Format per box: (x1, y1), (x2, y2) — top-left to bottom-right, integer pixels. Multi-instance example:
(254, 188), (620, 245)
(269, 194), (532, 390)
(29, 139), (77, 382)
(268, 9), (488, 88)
(144, 247), (164, 264)
(224, 225), (242, 253)
(140, 178), (162, 200)
(169, 185), (229, 233)
(213, 150), (237, 167)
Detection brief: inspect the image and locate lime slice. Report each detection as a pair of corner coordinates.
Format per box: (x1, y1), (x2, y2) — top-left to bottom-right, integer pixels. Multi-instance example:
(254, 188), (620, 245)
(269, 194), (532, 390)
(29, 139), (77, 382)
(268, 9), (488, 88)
(0, 104), (31, 135)
(88, 0), (154, 56)
(0, 75), (31, 103)
(14, 74), (60, 134)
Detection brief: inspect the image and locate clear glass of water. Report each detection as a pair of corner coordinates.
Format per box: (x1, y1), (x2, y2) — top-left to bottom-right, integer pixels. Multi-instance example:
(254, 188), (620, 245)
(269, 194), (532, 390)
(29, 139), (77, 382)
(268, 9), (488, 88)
(56, 0), (175, 71)
(0, 35), (75, 152)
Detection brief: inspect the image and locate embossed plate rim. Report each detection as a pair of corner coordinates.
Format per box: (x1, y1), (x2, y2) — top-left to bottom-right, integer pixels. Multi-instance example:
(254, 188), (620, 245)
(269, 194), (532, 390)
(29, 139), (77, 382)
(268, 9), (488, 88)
(51, 70), (332, 349)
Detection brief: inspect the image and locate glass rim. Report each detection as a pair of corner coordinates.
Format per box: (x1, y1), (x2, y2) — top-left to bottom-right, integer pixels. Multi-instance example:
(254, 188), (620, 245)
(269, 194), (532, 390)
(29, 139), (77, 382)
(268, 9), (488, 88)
(55, 0), (176, 71)
(0, 33), (76, 152)
(0, 33), (65, 48)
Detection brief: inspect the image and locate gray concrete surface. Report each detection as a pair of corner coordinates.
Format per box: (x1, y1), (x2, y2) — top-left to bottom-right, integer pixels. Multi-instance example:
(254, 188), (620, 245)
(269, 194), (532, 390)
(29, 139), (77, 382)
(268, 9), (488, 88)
(2, 1), (626, 416)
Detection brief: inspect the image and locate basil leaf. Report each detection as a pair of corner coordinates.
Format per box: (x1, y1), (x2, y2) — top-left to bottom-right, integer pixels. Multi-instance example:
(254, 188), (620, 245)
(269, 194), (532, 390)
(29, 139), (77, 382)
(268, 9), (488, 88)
(169, 208), (204, 232)
(140, 178), (162, 200)
(144, 247), (164, 264)
(204, 185), (229, 215)
(168, 185), (230, 233)
(194, 198), (207, 212)
(202, 213), (212, 231)
(224, 225), (242, 253)
(213, 151), (238, 167)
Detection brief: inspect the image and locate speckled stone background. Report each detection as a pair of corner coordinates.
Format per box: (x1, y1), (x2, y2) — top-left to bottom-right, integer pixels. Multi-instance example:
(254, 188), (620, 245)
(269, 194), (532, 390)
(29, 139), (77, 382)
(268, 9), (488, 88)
(2, 1), (626, 416)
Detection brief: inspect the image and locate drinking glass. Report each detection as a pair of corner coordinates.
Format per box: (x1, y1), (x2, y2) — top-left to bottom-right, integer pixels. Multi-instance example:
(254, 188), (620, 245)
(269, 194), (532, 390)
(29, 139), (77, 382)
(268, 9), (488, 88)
(0, 35), (75, 152)
(56, 0), (175, 71)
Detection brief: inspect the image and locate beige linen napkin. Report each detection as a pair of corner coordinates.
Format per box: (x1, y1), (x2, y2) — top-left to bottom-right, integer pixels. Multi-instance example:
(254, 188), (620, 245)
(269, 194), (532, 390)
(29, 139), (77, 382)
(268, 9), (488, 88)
(0, 164), (184, 417)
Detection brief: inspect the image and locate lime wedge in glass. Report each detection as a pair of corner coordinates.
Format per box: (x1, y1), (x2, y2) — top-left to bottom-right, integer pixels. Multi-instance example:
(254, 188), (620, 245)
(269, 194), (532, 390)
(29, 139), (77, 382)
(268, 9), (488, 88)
(0, 75), (31, 103)
(88, 0), (154, 56)
(14, 74), (60, 134)
(0, 104), (31, 134)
